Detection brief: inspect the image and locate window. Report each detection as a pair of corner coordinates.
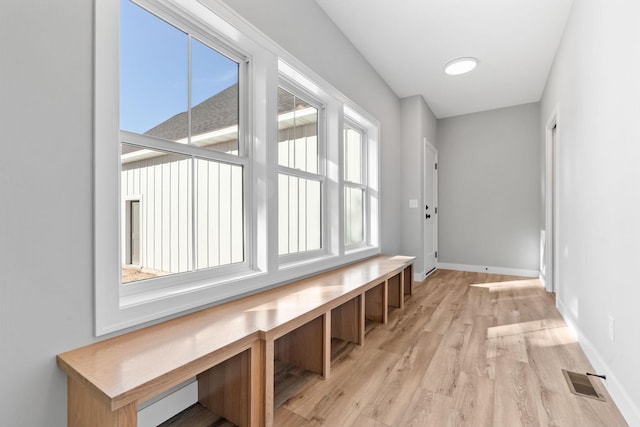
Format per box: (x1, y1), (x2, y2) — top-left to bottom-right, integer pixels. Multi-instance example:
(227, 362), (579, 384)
(277, 86), (324, 258)
(343, 123), (367, 247)
(119, 0), (247, 285)
(96, 0), (381, 335)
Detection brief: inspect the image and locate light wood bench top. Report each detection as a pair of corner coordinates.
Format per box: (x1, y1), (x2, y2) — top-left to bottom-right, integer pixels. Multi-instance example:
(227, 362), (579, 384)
(57, 255), (414, 412)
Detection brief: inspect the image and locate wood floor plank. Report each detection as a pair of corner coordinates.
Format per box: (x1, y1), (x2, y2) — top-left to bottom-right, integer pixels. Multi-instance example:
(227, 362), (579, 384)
(449, 370), (494, 427)
(461, 314), (495, 378)
(273, 407), (308, 427)
(362, 331), (442, 425)
(422, 274), (470, 334)
(273, 269), (628, 426)
(349, 415), (390, 427)
(378, 302), (436, 355)
(293, 349), (399, 425)
(398, 388), (455, 427)
(493, 356), (540, 427)
(420, 320), (472, 396)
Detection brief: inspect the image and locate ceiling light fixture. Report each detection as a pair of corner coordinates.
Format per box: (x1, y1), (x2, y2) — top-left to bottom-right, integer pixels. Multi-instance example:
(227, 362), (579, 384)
(444, 57), (478, 75)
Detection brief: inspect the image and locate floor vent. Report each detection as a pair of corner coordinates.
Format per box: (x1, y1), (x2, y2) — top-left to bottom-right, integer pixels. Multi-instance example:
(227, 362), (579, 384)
(562, 369), (606, 401)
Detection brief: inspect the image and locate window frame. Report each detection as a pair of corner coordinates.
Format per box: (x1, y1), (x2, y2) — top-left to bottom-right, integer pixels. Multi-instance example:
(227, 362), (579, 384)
(276, 79), (328, 263)
(342, 104), (380, 255)
(116, 0), (253, 297)
(343, 119), (368, 250)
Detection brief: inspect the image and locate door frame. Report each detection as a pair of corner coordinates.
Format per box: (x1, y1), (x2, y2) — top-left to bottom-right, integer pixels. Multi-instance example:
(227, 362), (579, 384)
(424, 138), (438, 278)
(544, 108), (559, 294)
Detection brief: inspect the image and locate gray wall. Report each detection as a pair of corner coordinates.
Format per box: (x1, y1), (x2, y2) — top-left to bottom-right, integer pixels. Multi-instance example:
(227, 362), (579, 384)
(400, 95), (438, 277)
(0, 0), (96, 423)
(222, 0), (404, 255)
(437, 103), (540, 272)
(541, 0), (640, 422)
(0, 0), (403, 425)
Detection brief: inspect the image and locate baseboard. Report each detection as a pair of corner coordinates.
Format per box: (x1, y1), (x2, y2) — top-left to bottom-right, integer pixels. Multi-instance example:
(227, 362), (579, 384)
(557, 298), (640, 426)
(436, 262), (538, 278)
(414, 267), (438, 282)
(138, 379), (197, 427)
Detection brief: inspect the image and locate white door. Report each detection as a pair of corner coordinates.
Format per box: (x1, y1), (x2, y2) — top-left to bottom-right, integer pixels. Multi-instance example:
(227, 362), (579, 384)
(424, 139), (438, 276)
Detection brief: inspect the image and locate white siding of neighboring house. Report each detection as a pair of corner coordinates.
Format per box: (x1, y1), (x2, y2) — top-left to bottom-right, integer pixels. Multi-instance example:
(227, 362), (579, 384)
(121, 151), (245, 276)
(121, 153), (194, 275)
(120, 120), (319, 277)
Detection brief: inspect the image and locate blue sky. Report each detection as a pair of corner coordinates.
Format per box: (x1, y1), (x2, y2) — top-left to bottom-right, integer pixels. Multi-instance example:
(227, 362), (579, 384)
(120, 0), (238, 134)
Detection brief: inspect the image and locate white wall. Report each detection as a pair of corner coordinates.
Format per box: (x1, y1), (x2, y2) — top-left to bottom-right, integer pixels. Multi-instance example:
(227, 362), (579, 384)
(540, 0), (640, 423)
(437, 103), (540, 273)
(400, 95), (438, 277)
(0, 0), (404, 425)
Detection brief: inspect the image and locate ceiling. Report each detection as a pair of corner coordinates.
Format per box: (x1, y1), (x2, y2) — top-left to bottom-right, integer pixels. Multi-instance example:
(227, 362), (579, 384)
(314, 0), (574, 118)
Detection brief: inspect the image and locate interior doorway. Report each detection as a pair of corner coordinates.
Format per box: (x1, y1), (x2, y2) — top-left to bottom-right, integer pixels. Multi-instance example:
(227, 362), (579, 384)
(127, 199), (141, 266)
(424, 138), (438, 277)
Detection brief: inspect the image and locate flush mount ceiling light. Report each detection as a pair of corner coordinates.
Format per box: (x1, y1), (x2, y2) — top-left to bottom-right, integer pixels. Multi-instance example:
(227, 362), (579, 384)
(444, 57), (478, 75)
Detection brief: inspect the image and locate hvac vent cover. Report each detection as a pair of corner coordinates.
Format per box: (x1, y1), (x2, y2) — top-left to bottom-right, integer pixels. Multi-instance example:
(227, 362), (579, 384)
(562, 369), (606, 401)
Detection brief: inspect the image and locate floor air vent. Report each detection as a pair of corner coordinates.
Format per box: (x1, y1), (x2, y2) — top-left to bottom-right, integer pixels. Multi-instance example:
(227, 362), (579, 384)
(562, 369), (606, 401)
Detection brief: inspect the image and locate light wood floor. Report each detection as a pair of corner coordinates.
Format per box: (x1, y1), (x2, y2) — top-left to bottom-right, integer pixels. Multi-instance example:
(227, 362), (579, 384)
(272, 269), (628, 427)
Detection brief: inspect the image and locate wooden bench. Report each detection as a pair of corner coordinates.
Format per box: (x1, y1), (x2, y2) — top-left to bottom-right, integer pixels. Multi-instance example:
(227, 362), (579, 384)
(57, 255), (415, 427)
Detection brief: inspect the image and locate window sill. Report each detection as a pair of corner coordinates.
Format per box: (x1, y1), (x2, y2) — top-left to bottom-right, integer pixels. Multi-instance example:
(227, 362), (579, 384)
(345, 244), (374, 255)
(120, 268), (267, 309)
(279, 252), (335, 271)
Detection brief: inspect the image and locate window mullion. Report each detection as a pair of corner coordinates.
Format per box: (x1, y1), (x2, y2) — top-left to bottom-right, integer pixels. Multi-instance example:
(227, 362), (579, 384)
(344, 181), (366, 190)
(188, 35), (193, 145)
(278, 165), (323, 182)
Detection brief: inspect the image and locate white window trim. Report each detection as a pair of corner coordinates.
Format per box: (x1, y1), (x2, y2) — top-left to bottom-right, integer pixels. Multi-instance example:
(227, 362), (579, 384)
(343, 119), (368, 250)
(95, 0), (381, 335)
(343, 106), (380, 253)
(276, 79), (328, 262)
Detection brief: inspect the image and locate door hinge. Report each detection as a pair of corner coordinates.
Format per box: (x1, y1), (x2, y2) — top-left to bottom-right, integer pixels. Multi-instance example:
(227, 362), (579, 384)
(435, 251), (438, 258)
(434, 163), (438, 170)
(435, 207), (438, 214)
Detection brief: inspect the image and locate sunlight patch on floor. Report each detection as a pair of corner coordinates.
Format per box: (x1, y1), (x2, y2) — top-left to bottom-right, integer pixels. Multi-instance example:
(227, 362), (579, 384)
(470, 278), (543, 292)
(487, 318), (566, 339)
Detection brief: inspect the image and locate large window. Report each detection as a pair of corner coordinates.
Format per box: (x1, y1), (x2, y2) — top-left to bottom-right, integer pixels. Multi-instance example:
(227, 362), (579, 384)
(119, 0), (247, 285)
(95, 0), (380, 335)
(277, 86), (324, 257)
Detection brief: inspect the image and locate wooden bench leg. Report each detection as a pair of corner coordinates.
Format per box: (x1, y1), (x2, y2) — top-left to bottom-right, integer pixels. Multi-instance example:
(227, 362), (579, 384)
(198, 349), (252, 427)
(262, 339), (274, 427)
(67, 376), (136, 427)
(403, 264), (413, 296)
